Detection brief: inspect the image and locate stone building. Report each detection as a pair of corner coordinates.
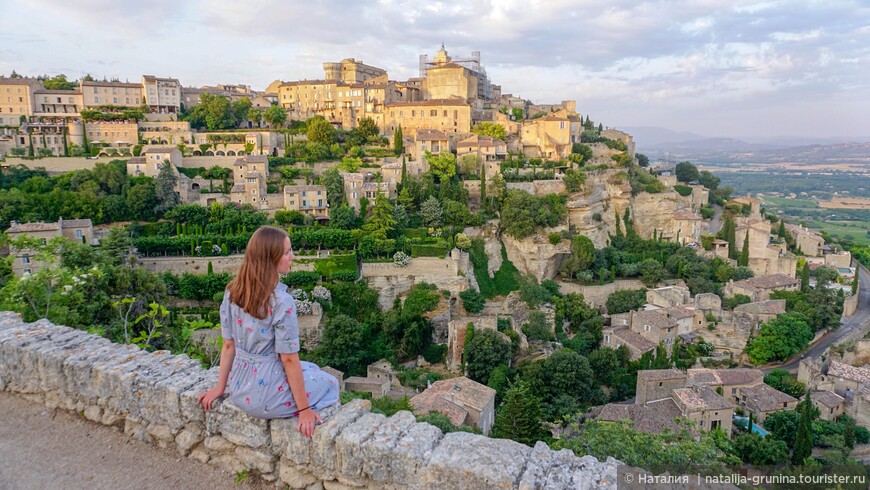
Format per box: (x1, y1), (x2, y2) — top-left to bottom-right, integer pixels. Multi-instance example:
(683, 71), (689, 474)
(229, 155), (269, 208)
(455, 134), (508, 162)
(81, 80), (143, 108)
(341, 172), (393, 211)
(380, 159), (429, 187)
(671, 386), (734, 434)
(413, 129), (450, 159)
(737, 383), (798, 423)
(142, 75), (181, 114)
(671, 208), (702, 245)
(635, 369), (687, 404)
(283, 185), (329, 221)
(5, 218), (95, 275)
(419, 46), (495, 107)
(410, 377), (496, 435)
(322, 58), (387, 84)
(786, 223), (825, 257)
(520, 112), (583, 159)
(126, 147), (183, 177)
(344, 376), (390, 399)
(383, 100), (472, 136)
(809, 390), (845, 421)
(600, 128), (636, 159)
(723, 274), (800, 302)
(0, 77), (42, 127)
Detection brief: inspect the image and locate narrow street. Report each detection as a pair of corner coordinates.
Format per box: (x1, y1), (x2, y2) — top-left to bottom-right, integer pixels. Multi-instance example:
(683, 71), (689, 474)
(765, 262), (870, 373)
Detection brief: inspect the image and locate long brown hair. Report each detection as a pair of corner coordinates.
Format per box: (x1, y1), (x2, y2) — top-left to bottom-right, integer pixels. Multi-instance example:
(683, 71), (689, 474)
(227, 226), (288, 319)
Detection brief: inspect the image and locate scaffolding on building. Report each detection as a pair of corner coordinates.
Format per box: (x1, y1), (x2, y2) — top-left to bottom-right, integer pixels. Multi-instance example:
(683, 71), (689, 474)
(418, 46), (494, 101)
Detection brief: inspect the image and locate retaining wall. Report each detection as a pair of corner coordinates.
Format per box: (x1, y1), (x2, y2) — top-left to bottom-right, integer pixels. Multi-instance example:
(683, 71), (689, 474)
(0, 312), (617, 489)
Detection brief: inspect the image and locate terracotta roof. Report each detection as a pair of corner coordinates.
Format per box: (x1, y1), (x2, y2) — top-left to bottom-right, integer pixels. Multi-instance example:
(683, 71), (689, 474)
(828, 361), (870, 384)
(687, 368), (764, 387)
(741, 383), (797, 412)
(415, 128), (449, 141)
(230, 184), (245, 193)
(6, 222), (60, 233)
(610, 327), (656, 352)
(638, 369), (687, 382)
(410, 377), (495, 414)
(61, 219), (92, 228)
(596, 398), (683, 434)
(633, 310), (678, 330)
(344, 376), (389, 391)
(660, 306), (695, 319)
(734, 300), (787, 315)
(809, 390), (844, 408)
(413, 396), (468, 428)
(734, 274), (799, 290)
(672, 386), (732, 411)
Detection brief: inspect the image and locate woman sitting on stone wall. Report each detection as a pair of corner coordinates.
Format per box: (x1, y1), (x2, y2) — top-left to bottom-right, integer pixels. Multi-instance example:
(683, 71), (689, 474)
(198, 226), (339, 437)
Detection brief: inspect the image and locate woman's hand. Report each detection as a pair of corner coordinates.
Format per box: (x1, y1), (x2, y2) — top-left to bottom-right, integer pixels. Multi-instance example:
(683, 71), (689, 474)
(296, 408), (322, 438)
(197, 386), (225, 411)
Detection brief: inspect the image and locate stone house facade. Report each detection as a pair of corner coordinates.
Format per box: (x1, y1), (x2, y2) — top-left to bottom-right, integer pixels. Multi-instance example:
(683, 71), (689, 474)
(410, 377), (496, 435)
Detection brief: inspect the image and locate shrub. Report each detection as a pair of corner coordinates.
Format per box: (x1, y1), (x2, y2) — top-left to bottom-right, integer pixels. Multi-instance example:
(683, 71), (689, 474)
(521, 311), (553, 342)
(422, 344), (447, 364)
(393, 251), (411, 267)
(282, 270), (321, 287)
(330, 270), (358, 282)
(673, 184), (693, 196)
(548, 232), (562, 245)
(460, 289), (486, 313)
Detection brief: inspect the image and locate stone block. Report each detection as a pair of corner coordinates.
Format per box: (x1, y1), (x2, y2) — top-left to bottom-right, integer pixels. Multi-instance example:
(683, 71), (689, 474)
(420, 431), (531, 489)
(272, 417), (311, 466)
(211, 453), (245, 474)
(208, 400), (271, 448)
(176, 428), (203, 455)
(235, 446), (277, 474)
(311, 399), (370, 478)
(84, 405), (102, 422)
(146, 423), (176, 443)
(389, 419), (443, 486)
(360, 411), (417, 482)
(204, 435), (235, 453)
(279, 462), (319, 489)
(335, 412), (386, 478)
(179, 375), (218, 425)
(190, 447), (210, 464)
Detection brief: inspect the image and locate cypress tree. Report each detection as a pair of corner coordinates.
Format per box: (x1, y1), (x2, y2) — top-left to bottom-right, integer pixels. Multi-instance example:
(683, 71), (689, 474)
(62, 127), (68, 156)
(207, 261), (214, 276)
(491, 381), (546, 446)
(614, 210), (623, 238)
(400, 154), (407, 190)
(844, 418), (856, 450)
(791, 391), (815, 465)
(480, 161), (487, 209)
(852, 276), (859, 296)
(739, 231), (750, 267)
(801, 261), (810, 293)
(728, 222), (737, 260)
(393, 125), (403, 156)
(81, 121), (90, 154)
(28, 133), (34, 157)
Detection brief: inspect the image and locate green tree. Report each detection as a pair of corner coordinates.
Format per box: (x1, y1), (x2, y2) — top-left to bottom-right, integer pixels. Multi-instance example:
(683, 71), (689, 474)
(492, 381), (547, 446)
(635, 153), (650, 167)
(263, 104), (287, 128)
(393, 125), (403, 156)
(420, 196), (443, 228)
(329, 204), (357, 230)
(425, 151), (456, 183)
(739, 231), (750, 267)
(605, 288), (647, 315)
(639, 259), (665, 287)
(322, 168), (344, 208)
(675, 161), (699, 183)
(357, 117), (379, 139)
(231, 98), (252, 126)
(792, 391), (815, 465)
(764, 369), (806, 398)
(99, 227), (133, 266)
(361, 191), (397, 240)
(189, 93), (236, 130)
(459, 288), (485, 313)
(521, 349), (595, 420)
(43, 74), (77, 90)
(698, 170), (720, 191)
(745, 313), (814, 364)
(560, 235), (596, 280)
(734, 433), (788, 465)
(471, 122), (507, 141)
(317, 314), (367, 375)
(522, 311), (553, 342)
(247, 107), (263, 127)
(464, 329), (512, 385)
(588, 347), (623, 386)
(306, 116), (335, 146)
(126, 180), (159, 221)
(154, 162), (180, 214)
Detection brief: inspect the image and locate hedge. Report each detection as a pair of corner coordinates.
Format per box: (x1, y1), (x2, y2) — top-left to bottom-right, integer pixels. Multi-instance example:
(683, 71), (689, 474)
(411, 243), (450, 258)
(673, 184), (693, 197)
(289, 227), (356, 249)
(282, 270), (322, 288)
(133, 233), (252, 256)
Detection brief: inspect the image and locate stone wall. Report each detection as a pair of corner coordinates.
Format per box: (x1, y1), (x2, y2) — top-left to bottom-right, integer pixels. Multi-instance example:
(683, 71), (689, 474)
(0, 312), (617, 489)
(361, 252), (470, 310)
(558, 279), (646, 308)
(137, 254), (316, 275)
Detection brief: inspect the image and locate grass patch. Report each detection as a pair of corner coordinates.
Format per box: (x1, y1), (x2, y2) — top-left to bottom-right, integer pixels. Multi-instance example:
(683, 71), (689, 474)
(804, 220), (870, 246)
(314, 253), (357, 276)
(469, 239), (521, 299)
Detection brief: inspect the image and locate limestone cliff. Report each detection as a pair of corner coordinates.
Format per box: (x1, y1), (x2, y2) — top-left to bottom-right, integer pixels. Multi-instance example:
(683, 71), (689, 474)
(566, 169), (631, 248)
(502, 231), (571, 282)
(630, 190), (684, 241)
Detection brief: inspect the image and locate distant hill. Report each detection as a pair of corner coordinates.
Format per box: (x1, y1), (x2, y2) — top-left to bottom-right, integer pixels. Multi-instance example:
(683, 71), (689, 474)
(642, 141), (870, 165)
(618, 126), (709, 148)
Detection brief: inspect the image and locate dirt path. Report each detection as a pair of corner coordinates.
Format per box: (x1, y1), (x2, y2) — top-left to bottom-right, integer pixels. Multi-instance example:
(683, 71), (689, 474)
(0, 391), (268, 490)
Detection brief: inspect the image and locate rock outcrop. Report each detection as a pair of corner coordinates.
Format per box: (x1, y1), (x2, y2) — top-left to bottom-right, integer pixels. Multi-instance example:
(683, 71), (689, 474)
(502, 232), (571, 281)
(0, 311), (620, 489)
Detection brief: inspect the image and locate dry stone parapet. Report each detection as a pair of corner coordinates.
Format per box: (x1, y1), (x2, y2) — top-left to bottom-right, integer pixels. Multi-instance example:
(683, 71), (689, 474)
(0, 311), (618, 488)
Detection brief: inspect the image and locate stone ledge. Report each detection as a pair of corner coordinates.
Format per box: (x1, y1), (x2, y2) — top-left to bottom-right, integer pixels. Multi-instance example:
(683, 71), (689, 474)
(0, 311), (617, 489)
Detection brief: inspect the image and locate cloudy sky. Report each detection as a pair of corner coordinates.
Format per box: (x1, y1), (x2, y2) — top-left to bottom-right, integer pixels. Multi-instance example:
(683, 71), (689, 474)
(2, 0), (868, 140)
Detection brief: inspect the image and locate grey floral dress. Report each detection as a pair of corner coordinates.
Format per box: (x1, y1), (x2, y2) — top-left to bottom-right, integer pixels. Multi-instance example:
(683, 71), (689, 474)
(220, 283), (339, 419)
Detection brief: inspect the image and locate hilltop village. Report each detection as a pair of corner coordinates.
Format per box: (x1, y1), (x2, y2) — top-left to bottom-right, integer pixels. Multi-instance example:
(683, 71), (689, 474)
(1, 47), (868, 473)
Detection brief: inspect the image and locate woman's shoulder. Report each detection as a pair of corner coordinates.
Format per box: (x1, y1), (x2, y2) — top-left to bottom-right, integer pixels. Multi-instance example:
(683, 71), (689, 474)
(273, 282), (294, 304)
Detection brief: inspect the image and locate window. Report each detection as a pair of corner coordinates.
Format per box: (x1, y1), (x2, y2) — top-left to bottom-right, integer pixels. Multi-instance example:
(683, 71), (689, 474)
(560, 121), (566, 129)
(75, 230), (83, 239)
(23, 269), (31, 275)
(644, 325), (651, 332)
(22, 256), (30, 264)
(430, 110), (437, 117)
